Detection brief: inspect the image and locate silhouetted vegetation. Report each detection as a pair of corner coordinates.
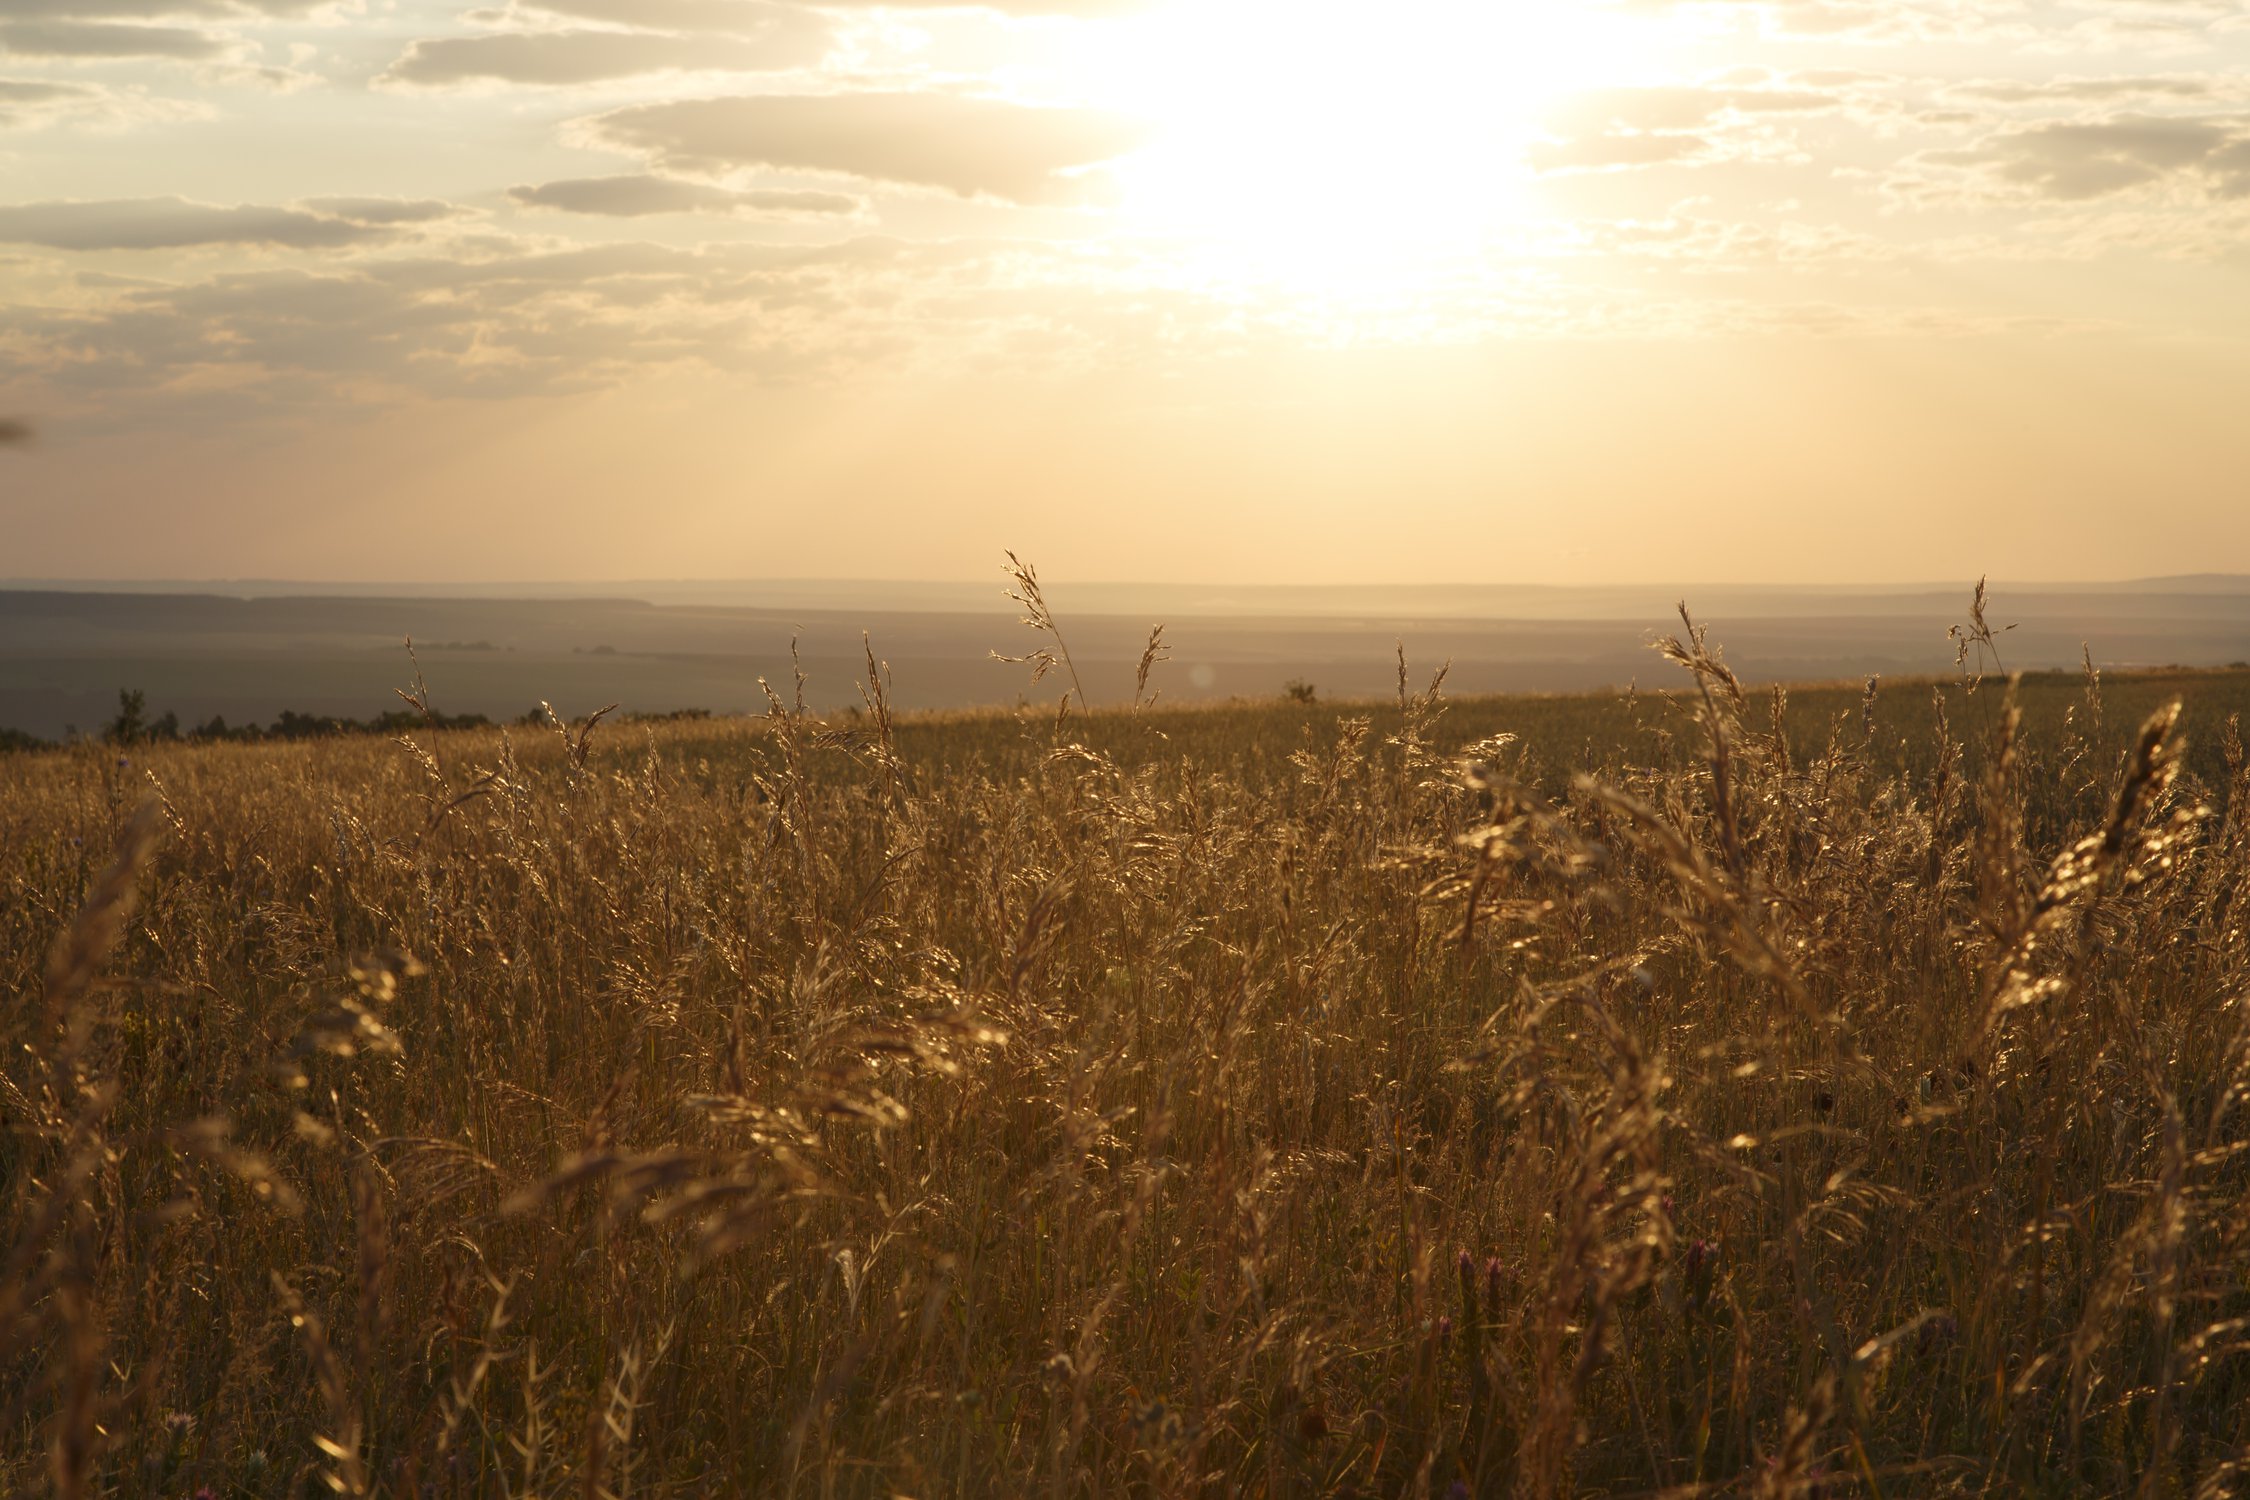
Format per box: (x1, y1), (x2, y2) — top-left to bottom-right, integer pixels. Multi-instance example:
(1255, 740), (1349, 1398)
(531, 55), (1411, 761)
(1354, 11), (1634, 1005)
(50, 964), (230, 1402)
(76, 687), (504, 747)
(6, 691), (719, 752)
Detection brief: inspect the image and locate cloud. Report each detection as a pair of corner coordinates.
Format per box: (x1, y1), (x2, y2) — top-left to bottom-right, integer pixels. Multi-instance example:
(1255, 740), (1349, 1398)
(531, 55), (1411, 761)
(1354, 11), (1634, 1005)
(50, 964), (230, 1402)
(0, 233), (1289, 429)
(587, 91), (1148, 203)
(3, 0), (326, 15)
(0, 239), (975, 411)
(0, 233), (2102, 438)
(0, 79), (91, 104)
(304, 197), (471, 226)
(1945, 75), (2226, 104)
(2038, 0), (2250, 54)
(1552, 86), (1841, 134)
(0, 20), (227, 60)
(507, 174), (858, 217)
(0, 77), (99, 126)
(1528, 85), (1843, 175)
(0, 75), (209, 131)
(1537, 213), (1902, 270)
(383, 24), (829, 86)
(490, 0), (833, 29)
(1924, 113), (2250, 199)
(0, 198), (393, 251)
(1619, 0), (2026, 43)
(1528, 133), (1713, 172)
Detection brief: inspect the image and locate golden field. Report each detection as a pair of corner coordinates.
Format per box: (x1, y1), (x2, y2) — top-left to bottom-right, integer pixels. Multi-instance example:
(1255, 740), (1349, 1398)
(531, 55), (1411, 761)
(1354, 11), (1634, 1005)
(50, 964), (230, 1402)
(7, 616), (2250, 1497)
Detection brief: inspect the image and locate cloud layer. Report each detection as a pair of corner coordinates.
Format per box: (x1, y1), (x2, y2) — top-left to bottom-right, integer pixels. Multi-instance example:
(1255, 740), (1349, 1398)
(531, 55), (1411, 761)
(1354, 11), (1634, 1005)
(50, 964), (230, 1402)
(4, 0), (2250, 444)
(587, 92), (1149, 202)
(0, 20), (228, 60)
(1931, 114), (2250, 199)
(384, 25), (830, 86)
(508, 174), (857, 216)
(0, 198), (393, 251)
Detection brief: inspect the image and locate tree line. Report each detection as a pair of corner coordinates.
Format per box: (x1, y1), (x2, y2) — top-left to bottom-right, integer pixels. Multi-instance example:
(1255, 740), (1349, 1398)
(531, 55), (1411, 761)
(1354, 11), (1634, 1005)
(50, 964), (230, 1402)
(0, 689), (714, 752)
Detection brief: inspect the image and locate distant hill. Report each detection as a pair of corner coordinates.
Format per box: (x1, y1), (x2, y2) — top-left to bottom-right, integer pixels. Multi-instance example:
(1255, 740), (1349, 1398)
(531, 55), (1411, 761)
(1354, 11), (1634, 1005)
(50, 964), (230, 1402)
(2, 579), (2246, 741)
(8, 573), (2250, 617)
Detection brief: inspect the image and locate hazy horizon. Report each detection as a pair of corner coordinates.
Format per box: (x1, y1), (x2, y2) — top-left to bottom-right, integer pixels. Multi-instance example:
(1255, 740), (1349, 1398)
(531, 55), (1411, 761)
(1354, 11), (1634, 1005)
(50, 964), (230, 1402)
(9, 572), (2250, 599)
(6, 577), (2247, 740)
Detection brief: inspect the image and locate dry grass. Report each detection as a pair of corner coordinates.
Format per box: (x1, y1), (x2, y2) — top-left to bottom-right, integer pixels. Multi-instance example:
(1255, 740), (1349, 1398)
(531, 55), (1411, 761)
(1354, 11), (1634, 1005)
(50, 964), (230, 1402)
(7, 598), (2250, 1497)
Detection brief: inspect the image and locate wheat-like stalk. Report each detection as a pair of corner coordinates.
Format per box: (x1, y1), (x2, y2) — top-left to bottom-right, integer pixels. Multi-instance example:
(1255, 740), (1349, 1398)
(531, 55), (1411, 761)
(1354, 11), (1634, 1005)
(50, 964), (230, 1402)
(0, 578), (2244, 1497)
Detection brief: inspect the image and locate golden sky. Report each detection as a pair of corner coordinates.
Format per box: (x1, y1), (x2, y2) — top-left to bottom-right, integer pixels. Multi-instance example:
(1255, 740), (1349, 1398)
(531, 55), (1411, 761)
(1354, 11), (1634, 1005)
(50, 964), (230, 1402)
(3, 0), (2249, 584)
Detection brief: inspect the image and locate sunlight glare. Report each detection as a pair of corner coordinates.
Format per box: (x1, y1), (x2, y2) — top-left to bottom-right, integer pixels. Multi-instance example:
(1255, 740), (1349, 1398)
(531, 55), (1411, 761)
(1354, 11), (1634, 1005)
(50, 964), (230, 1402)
(1072, 0), (1663, 296)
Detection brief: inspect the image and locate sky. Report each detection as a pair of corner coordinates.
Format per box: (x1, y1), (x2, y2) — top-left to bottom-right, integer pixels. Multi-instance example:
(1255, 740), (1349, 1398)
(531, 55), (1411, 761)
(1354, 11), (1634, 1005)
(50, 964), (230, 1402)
(2, 0), (2250, 585)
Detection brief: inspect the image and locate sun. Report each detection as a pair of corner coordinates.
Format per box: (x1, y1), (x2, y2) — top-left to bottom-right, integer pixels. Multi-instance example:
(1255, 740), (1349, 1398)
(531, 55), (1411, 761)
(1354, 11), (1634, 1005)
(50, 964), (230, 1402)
(1062, 0), (1667, 298)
